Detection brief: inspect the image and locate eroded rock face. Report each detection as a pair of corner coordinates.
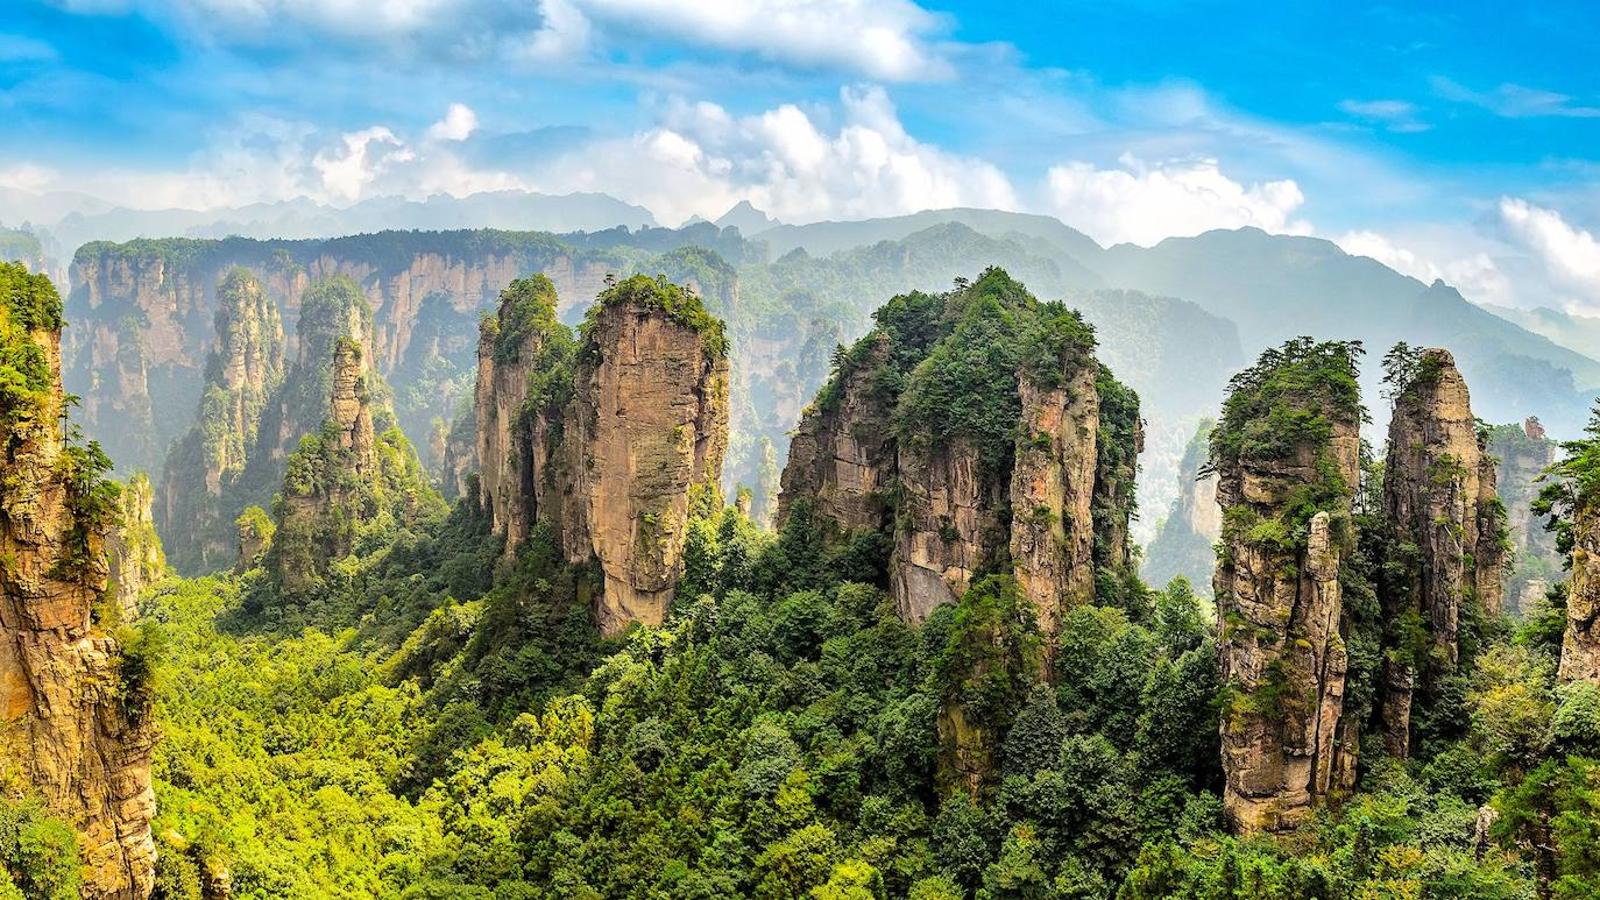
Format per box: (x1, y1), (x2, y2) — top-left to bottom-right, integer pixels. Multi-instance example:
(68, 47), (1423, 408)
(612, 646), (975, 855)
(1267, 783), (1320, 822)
(156, 269), (284, 572)
(475, 309), (539, 547)
(1561, 509), (1600, 682)
(0, 266), (156, 899)
(1491, 417), (1561, 616)
(776, 333), (895, 534)
(1006, 369), (1099, 636)
(268, 330), (389, 595)
(893, 438), (1009, 624)
(1214, 403), (1361, 833)
(1379, 349), (1505, 757)
(562, 297), (729, 634)
(107, 473), (166, 622)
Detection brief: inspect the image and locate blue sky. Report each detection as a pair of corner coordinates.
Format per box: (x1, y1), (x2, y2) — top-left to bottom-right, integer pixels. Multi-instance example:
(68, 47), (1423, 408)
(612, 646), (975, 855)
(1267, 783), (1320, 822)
(3, 0), (1600, 312)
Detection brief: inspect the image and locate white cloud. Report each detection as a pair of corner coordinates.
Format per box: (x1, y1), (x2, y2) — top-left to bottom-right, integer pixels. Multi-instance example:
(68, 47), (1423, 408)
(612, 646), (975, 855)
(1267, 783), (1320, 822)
(425, 103), (479, 142)
(1336, 230), (1441, 281)
(1337, 98), (1429, 133)
(1499, 197), (1600, 306)
(576, 0), (952, 80)
(522, 0), (592, 62)
(1043, 154), (1310, 246)
(1335, 228), (1515, 306)
(534, 85), (1015, 224)
(314, 127), (413, 202)
(1433, 77), (1600, 119)
(0, 163), (60, 194)
(62, 0), (955, 79)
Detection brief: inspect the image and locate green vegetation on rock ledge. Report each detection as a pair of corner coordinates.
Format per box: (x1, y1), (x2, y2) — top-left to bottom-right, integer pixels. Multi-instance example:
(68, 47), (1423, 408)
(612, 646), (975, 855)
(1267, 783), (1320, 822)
(584, 273), (730, 359)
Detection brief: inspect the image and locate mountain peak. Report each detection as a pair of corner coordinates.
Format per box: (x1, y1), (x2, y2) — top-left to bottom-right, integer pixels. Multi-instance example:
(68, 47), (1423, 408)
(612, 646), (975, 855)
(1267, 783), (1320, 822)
(714, 200), (776, 234)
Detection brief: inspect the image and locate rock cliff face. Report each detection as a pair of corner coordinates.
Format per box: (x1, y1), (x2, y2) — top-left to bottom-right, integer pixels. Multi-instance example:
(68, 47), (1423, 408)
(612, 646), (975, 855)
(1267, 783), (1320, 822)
(472, 278), (569, 548)
(1211, 339), (1363, 834)
(470, 275), (730, 634)
(0, 264), (155, 898)
(893, 438), (1012, 624)
(775, 333), (895, 534)
(561, 282), (730, 634)
(777, 269), (1141, 638)
(65, 232), (740, 486)
(156, 269), (284, 572)
(1491, 418), (1562, 614)
(1378, 349), (1506, 758)
(269, 337), (380, 594)
(106, 473), (166, 621)
(1004, 368), (1099, 636)
(1560, 507), (1600, 683)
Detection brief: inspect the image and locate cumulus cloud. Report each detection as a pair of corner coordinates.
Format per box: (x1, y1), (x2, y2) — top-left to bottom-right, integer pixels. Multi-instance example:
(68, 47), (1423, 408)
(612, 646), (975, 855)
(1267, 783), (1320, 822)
(1042, 154), (1309, 246)
(1335, 229), (1515, 306)
(425, 103), (479, 142)
(534, 85), (1015, 224)
(1499, 197), (1600, 306)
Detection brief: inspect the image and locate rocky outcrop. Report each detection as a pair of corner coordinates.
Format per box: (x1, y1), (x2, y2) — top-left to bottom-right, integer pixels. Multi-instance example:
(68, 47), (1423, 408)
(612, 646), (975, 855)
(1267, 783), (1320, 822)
(1378, 349), (1506, 758)
(269, 336), (380, 594)
(65, 232), (729, 485)
(893, 438), (1010, 624)
(776, 269), (1140, 636)
(1491, 417), (1562, 615)
(0, 264), (155, 898)
(1005, 368), (1099, 636)
(561, 281), (730, 634)
(156, 268), (284, 573)
(776, 332), (895, 534)
(469, 275), (730, 634)
(1212, 339), (1363, 834)
(473, 278), (566, 548)
(106, 473), (166, 621)
(1560, 507), (1600, 683)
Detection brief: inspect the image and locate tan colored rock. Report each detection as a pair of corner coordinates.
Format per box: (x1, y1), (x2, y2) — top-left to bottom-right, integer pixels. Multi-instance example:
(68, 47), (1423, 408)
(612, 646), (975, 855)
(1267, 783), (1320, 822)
(1215, 402), (1361, 833)
(106, 474), (166, 622)
(0, 267), (155, 899)
(328, 338), (375, 475)
(776, 333), (896, 533)
(1561, 509), (1600, 683)
(1007, 368), (1099, 636)
(475, 310), (538, 547)
(1379, 349), (1505, 757)
(892, 437), (1007, 624)
(561, 294), (730, 634)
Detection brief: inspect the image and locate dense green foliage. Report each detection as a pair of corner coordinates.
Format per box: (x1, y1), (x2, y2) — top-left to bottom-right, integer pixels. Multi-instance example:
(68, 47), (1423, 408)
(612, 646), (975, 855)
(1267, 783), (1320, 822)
(583, 273), (730, 359)
(0, 796), (81, 900)
(0, 261), (63, 428)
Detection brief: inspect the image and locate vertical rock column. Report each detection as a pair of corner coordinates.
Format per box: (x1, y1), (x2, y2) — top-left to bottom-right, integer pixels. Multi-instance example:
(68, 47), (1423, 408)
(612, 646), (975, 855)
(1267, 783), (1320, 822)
(1212, 344), (1362, 834)
(1560, 506), (1600, 683)
(0, 264), (155, 899)
(1379, 349), (1505, 757)
(1007, 367), (1099, 637)
(561, 278), (729, 634)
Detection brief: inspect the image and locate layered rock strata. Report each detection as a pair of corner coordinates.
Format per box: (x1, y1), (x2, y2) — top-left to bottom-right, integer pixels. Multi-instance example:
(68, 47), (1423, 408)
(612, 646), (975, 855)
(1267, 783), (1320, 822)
(1212, 341), (1362, 834)
(0, 264), (156, 898)
(1378, 349), (1505, 758)
(471, 275), (730, 634)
